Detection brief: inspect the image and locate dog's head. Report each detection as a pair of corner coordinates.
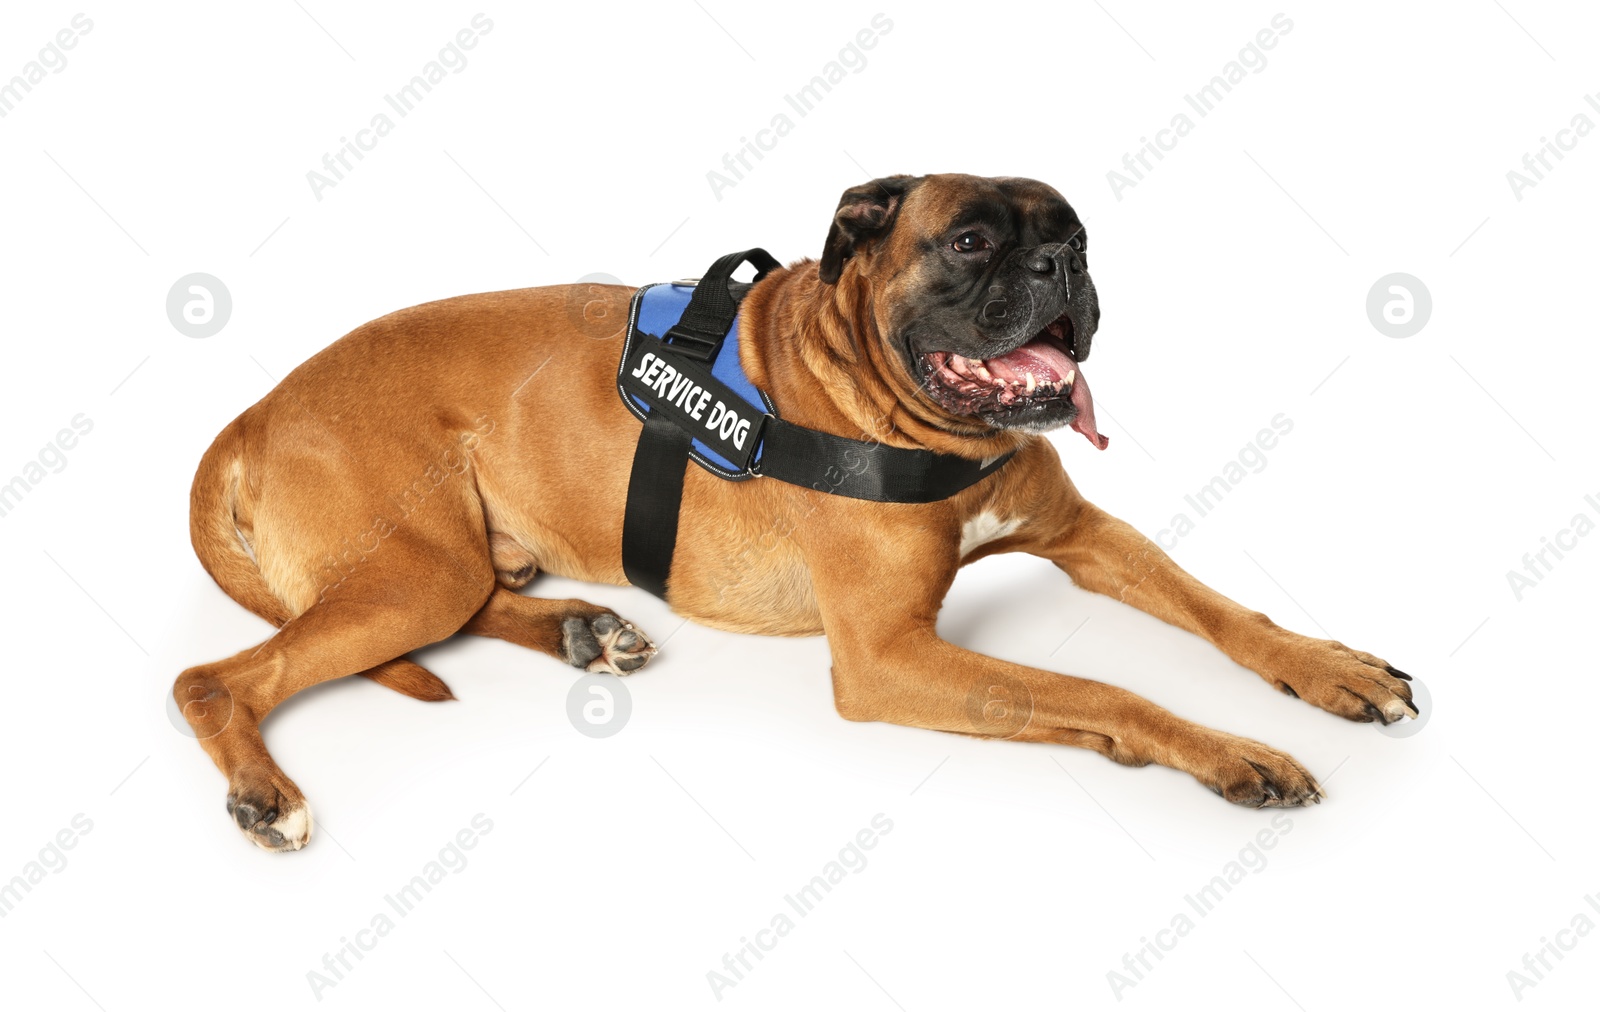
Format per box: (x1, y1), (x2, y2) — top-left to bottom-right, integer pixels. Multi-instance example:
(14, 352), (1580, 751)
(818, 173), (1105, 448)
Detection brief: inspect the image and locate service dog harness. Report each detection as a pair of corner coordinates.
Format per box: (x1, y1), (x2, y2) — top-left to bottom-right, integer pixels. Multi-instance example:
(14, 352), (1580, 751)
(618, 248), (1014, 599)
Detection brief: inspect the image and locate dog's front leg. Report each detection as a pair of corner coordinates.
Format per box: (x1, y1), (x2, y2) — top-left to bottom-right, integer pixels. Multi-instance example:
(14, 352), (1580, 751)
(1026, 499), (1417, 726)
(827, 620), (1324, 807)
(808, 523), (1323, 807)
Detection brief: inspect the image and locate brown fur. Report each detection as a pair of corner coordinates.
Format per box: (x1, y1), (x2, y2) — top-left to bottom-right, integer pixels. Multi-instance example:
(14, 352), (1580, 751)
(176, 174), (1414, 851)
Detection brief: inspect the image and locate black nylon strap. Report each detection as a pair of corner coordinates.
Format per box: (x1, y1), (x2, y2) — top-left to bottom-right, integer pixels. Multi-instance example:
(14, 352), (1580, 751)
(663, 248), (780, 361)
(622, 249), (778, 597)
(755, 418), (1015, 503)
(621, 415), (693, 598)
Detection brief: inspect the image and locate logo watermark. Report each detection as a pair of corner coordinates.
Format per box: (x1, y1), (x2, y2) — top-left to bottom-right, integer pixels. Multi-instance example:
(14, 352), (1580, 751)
(1376, 676), (1431, 738)
(564, 272), (629, 341)
(962, 670), (1034, 739)
(167, 672), (233, 740)
(566, 673), (632, 738)
(166, 273), (232, 338)
(1365, 273), (1431, 338)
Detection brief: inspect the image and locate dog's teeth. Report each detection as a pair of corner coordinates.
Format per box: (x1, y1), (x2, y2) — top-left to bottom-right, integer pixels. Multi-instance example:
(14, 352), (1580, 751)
(1025, 374), (1036, 393)
(1063, 369), (1076, 386)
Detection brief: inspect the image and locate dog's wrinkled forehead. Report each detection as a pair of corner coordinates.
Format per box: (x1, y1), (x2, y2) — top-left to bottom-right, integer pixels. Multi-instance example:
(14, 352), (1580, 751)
(908, 175), (1082, 250)
(817, 174), (1084, 285)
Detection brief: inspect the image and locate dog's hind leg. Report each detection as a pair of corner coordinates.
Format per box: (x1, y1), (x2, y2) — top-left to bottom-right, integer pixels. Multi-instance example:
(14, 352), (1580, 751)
(175, 490), (498, 852)
(189, 429), (457, 704)
(461, 586), (659, 675)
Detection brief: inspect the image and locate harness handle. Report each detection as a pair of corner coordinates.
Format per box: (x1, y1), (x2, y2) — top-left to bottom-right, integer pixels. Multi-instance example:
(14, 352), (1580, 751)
(661, 248), (781, 362)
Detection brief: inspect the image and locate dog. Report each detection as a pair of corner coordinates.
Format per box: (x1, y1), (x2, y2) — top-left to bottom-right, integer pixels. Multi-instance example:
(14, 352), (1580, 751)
(175, 173), (1417, 852)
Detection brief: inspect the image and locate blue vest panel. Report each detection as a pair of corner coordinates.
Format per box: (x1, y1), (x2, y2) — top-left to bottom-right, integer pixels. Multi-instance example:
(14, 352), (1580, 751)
(620, 282), (775, 478)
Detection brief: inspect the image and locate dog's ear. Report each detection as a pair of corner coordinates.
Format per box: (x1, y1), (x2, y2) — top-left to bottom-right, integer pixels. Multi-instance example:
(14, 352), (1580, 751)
(818, 175), (916, 284)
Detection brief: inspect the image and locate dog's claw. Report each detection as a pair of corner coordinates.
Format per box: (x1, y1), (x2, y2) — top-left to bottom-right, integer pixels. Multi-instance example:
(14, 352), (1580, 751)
(1246, 761), (1283, 801)
(1270, 643), (1418, 725)
(1209, 739), (1322, 808)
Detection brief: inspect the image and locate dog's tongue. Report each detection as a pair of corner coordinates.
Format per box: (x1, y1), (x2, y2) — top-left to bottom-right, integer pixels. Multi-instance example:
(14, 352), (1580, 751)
(986, 338), (1109, 450)
(1066, 368), (1107, 450)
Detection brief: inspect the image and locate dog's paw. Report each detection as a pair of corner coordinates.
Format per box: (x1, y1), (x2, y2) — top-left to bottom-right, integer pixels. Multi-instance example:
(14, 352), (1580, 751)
(1269, 639), (1418, 726)
(561, 613), (657, 675)
(1198, 734), (1324, 808)
(226, 775), (312, 853)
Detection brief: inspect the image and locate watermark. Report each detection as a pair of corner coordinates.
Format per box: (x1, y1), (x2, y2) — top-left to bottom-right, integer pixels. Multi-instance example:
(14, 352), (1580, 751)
(1365, 273), (1431, 338)
(1505, 94), (1599, 202)
(1505, 893), (1600, 1001)
(306, 15), (494, 201)
(1153, 413), (1294, 549)
(1505, 493), (1599, 602)
(1376, 675), (1431, 738)
(166, 273), (232, 338)
(564, 272), (629, 341)
(707, 14), (894, 201)
(1106, 14), (1294, 201)
(0, 14), (93, 119)
(0, 414), (95, 521)
(306, 812), (494, 1000)
(566, 673), (632, 738)
(0, 814), (94, 919)
(314, 414), (496, 602)
(962, 670), (1034, 739)
(715, 401), (904, 606)
(1106, 812), (1293, 999)
(167, 672), (233, 739)
(706, 813), (894, 1000)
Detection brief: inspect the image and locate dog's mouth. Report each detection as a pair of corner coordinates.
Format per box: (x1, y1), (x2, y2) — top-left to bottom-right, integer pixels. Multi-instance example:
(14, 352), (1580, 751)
(917, 315), (1107, 449)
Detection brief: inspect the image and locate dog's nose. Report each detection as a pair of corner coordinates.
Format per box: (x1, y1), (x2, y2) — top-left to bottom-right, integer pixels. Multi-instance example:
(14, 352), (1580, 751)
(1025, 250), (1057, 274)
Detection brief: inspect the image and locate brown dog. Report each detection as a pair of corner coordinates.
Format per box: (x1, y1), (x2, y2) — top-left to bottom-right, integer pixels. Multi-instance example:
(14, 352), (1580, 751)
(176, 173), (1417, 851)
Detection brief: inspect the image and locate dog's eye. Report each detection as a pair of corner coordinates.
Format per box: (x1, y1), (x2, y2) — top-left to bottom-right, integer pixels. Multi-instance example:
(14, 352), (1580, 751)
(1067, 233), (1085, 252)
(951, 232), (991, 253)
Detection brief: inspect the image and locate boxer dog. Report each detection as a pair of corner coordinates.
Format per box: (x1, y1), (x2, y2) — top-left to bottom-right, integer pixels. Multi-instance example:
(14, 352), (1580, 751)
(176, 173), (1416, 851)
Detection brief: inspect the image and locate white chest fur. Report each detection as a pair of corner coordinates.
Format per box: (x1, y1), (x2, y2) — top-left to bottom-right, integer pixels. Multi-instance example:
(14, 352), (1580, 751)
(959, 511), (1021, 558)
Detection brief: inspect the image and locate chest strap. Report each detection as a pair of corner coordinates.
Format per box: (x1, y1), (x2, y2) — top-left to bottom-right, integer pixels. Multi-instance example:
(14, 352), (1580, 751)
(620, 248), (1014, 599)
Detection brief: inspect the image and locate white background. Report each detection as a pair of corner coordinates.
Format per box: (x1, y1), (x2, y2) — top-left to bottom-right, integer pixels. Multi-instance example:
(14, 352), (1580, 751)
(2, 2), (1596, 1009)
